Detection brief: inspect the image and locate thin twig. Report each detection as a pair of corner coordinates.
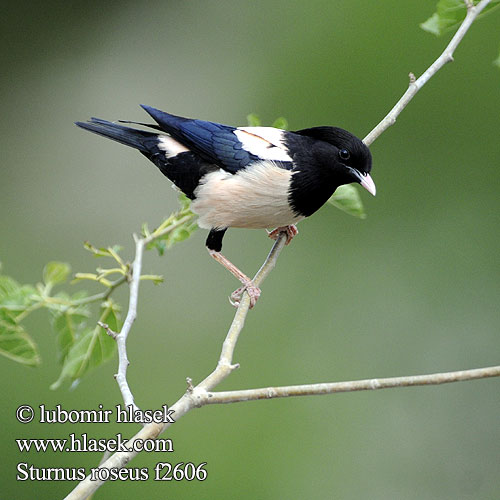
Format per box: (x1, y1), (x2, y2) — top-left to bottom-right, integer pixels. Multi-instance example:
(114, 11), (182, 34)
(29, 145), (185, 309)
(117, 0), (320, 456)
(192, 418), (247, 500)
(72, 275), (128, 306)
(203, 365), (500, 404)
(144, 214), (194, 245)
(363, 0), (491, 146)
(97, 321), (117, 339)
(111, 234), (143, 413)
(7, 275), (128, 323)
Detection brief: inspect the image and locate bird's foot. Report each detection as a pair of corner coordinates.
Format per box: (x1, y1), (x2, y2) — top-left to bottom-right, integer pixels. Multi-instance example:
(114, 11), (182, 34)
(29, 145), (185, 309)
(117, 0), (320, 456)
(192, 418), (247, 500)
(267, 224), (298, 245)
(230, 281), (261, 309)
(209, 249), (261, 309)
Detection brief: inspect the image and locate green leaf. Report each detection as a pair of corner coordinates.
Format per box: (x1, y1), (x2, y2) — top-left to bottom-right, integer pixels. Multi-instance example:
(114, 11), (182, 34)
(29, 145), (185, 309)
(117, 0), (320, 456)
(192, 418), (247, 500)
(151, 240), (166, 256)
(421, 0), (500, 36)
(0, 275), (38, 321)
(0, 276), (21, 300)
(51, 301), (120, 389)
(147, 215), (198, 255)
(0, 310), (40, 366)
(271, 117), (288, 130)
(421, 0), (467, 36)
(51, 307), (89, 363)
(50, 327), (112, 389)
(170, 227), (191, 244)
(246, 113), (261, 127)
(101, 299), (121, 333)
(178, 193), (192, 211)
(327, 184), (366, 219)
(247, 114), (289, 129)
(43, 262), (71, 286)
(167, 223), (198, 248)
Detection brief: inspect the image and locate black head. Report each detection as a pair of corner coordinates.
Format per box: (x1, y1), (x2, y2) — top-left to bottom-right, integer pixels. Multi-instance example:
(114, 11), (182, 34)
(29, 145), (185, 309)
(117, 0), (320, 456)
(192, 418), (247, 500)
(294, 127), (374, 194)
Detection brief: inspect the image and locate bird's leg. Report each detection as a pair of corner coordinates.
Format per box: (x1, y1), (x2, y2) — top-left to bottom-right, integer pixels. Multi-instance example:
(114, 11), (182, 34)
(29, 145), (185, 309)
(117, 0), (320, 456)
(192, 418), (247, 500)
(267, 224), (298, 245)
(208, 250), (261, 308)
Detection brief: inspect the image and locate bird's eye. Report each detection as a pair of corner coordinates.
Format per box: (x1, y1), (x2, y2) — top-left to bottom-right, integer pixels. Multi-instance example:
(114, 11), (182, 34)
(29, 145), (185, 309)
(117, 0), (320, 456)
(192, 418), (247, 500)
(338, 149), (350, 161)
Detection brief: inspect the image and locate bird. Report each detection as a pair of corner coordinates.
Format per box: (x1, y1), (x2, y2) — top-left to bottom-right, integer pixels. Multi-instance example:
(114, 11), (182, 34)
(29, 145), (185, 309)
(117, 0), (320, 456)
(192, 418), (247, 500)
(75, 105), (375, 308)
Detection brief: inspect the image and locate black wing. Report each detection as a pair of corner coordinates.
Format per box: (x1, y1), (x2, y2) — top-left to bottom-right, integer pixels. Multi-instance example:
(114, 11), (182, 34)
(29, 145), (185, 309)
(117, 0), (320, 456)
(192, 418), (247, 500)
(141, 105), (259, 173)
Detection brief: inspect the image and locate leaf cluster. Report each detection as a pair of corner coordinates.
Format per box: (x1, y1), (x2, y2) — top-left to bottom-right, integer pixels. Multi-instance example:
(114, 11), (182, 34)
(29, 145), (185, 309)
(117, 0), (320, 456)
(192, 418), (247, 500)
(421, 0), (500, 66)
(143, 194), (197, 256)
(0, 195), (197, 388)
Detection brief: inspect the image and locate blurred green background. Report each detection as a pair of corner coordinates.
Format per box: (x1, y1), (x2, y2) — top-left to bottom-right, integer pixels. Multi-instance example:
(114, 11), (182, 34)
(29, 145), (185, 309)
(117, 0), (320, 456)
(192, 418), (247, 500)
(1, 1), (499, 498)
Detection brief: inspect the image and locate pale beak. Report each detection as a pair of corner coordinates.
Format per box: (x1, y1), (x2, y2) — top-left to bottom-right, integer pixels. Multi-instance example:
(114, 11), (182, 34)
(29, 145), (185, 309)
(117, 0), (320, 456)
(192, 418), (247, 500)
(351, 169), (376, 196)
(359, 173), (376, 196)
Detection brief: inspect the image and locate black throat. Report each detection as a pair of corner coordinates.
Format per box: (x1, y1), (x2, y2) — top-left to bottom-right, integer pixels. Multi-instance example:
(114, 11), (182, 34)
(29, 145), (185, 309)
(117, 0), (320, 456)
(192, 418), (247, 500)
(288, 167), (342, 217)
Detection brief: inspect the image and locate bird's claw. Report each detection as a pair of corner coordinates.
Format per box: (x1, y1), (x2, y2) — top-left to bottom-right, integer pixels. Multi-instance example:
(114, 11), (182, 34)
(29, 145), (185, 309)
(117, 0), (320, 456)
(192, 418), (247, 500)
(229, 281), (261, 309)
(267, 224), (298, 245)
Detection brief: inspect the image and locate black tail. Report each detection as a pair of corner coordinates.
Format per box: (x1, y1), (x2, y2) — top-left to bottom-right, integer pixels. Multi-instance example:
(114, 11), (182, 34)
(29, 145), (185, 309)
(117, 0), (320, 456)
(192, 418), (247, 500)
(76, 116), (216, 199)
(75, 118), (159, 153)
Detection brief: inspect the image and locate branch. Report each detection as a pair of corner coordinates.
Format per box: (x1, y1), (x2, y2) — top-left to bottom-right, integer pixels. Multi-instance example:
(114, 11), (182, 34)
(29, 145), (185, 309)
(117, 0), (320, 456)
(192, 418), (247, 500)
(64, 232), (288, 500)
(363, 0), (491, 146)
(197, 233), (288, 391)
(108, 234), (144, 413)
(73, 275), (128, 306)
(202, 365), (500, 404)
